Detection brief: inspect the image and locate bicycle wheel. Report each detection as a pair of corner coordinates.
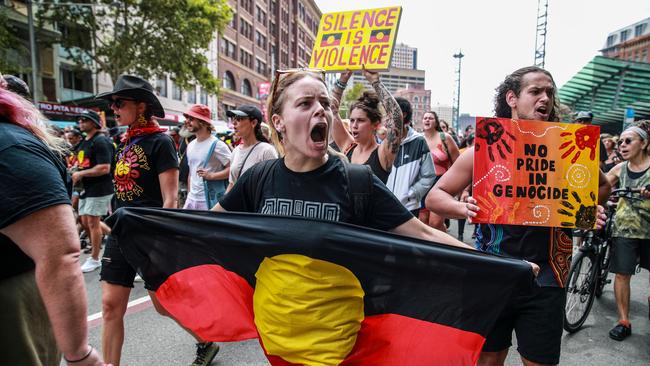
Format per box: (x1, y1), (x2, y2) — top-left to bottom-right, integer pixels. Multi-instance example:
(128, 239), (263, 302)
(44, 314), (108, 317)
(595, 241), (612, 299)
(564, 251), (599, 333)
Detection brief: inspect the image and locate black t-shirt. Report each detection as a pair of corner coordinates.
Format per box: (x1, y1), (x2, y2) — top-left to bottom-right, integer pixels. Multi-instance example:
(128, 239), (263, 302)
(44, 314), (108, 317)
(76, 133), (114, 198)
(220, 156), (413, 231)
(178, 136), (195, 183)
(0, 122), (72, 280)
(476, 224), (572, 287)
(113, 133), (179, 208)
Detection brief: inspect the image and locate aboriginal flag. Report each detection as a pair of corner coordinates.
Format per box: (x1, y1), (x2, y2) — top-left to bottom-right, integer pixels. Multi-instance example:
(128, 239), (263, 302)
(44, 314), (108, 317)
(320, 32), (342, 47)
(369, 29), (391, 43)
(109, 208), (533, 366)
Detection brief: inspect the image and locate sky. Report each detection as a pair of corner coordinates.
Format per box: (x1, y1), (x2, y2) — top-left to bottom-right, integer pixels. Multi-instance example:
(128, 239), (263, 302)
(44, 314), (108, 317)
(314, 0), (650, 117)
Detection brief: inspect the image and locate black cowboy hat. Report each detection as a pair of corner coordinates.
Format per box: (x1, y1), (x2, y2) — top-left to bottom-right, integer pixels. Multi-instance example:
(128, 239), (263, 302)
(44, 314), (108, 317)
(96, 75), (165, 118)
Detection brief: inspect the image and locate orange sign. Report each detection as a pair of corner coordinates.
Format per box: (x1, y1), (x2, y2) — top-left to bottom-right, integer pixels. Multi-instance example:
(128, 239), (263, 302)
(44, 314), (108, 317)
(472, 117), (600, 229)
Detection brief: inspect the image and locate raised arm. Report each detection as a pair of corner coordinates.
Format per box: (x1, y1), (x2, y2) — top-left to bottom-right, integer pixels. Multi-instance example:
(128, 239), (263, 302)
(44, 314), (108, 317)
(364, 68), (403, 170)
(330, 71), (354, 152)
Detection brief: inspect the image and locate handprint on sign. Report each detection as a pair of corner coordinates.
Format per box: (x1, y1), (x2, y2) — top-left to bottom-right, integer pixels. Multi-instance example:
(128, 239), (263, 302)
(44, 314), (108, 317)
(557, 191), (597, 229)
(475, 118), (516, 162)
(476, 191), (512, 223)
(559, 126), (599, 163)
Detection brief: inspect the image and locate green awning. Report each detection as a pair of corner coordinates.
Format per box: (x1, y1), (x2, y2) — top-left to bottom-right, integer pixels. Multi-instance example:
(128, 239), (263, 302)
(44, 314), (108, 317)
(558, 56), (650, 134)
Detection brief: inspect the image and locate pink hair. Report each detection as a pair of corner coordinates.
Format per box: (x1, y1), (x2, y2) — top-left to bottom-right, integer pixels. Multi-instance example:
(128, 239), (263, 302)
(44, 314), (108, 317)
(0, 88), (66, 153)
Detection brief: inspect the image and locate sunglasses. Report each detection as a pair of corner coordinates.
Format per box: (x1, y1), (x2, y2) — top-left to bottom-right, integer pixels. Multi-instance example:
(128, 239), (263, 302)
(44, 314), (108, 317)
(617, 137), (638, 146)
(269, 68), (326, 107)
(111, 97), (135, 109)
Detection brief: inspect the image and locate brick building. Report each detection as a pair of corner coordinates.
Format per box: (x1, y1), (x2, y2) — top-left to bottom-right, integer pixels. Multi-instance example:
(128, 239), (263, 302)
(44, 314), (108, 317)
(218, 0), (322, 120)
(601, 17), (650, 63)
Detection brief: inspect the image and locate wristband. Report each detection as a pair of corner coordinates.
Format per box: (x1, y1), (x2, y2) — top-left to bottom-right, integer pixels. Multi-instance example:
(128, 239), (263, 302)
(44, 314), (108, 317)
(335, 79), (347, 89)
(64, 345), (93, 363)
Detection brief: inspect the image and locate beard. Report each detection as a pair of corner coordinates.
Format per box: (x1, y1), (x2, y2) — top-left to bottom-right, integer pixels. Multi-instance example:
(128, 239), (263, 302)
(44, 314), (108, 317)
(179, 126), (195, 138)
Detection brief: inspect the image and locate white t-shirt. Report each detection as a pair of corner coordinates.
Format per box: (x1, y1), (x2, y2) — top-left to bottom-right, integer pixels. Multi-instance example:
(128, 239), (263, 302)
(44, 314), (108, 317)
(187, 136), (231, 201)
(229, 142), (278, 185)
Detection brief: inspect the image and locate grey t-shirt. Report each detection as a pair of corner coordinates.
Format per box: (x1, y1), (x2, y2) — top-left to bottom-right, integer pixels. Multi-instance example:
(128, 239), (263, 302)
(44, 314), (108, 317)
(229, 142), (278, 184)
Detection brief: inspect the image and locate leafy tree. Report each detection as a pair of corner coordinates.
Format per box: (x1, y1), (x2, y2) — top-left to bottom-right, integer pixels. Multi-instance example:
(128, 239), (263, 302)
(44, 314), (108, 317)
(37, 0), (232, 94)
(0, 8), (29, 74)
(339, 82), (365, 118)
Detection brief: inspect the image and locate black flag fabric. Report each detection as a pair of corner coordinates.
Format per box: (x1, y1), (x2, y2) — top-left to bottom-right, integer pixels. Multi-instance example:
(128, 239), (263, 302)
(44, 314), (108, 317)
(108, 207), (534, 366)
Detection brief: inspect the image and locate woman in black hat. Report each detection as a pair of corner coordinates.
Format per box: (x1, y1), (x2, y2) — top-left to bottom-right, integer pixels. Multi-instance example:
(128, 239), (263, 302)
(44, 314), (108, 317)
(95, 75), (192, 365)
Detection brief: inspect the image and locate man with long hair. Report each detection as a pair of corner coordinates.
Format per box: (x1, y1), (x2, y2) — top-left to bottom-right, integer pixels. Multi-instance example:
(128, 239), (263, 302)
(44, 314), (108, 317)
(427, 66), (610, 366)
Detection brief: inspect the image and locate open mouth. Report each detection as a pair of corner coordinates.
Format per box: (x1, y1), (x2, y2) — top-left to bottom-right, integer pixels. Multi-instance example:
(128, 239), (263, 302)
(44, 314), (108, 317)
(310, 123), (327, 143)
(535, 105), (548, 116)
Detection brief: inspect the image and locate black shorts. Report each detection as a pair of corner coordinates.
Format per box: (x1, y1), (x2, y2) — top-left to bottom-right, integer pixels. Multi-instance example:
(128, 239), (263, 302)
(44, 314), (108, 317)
(482, 286), (565, 365)
(100, 235), (146, 289)
(610, 237), (650, 275)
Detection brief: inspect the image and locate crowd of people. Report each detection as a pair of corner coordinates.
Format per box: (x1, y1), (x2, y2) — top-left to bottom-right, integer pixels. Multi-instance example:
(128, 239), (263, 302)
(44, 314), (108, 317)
(0, 62), (648, 366)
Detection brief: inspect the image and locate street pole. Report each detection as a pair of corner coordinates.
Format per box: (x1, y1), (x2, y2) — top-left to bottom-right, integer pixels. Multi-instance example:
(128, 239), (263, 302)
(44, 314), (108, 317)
(453, 51), (464, 133)
(27, 0), (39, 101)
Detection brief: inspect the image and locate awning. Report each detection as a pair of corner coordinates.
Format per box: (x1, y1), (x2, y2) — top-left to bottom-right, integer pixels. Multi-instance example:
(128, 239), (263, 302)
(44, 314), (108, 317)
(558, 56), (650, 133)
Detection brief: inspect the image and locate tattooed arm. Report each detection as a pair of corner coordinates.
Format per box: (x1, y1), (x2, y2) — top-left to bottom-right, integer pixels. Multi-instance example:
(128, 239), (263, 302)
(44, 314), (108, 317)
(364, 68), (403, 172)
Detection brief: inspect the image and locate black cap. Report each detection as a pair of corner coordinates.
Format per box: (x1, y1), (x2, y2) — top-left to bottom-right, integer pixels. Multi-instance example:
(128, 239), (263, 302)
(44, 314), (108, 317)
(78, 110), (102, 128)
(574, 111), (593, 122)
(226, 105), (264, 123)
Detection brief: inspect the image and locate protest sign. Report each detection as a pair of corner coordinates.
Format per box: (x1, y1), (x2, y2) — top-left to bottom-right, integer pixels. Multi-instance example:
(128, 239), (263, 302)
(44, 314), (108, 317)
(472, 117), (601, 229)
(309, 6), (402, 72)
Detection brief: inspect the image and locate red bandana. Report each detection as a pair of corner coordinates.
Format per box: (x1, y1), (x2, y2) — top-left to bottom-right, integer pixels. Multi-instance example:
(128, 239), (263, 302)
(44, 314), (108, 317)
(121, 119), (166, 143)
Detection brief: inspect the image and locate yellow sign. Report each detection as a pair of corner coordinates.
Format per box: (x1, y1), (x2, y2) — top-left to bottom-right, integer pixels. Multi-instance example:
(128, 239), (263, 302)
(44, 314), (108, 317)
(309, 6), (402, 72)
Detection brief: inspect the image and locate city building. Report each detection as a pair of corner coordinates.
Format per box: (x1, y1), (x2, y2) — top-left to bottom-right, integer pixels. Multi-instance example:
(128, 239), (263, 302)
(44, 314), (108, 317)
(601, 17), (650, 63)
(391, 43), (417, 70)
(349, 67), (425, 94)
(217, 0), (322, 120)
(394, 84), (430, 131)
(431, 104), (454, 127)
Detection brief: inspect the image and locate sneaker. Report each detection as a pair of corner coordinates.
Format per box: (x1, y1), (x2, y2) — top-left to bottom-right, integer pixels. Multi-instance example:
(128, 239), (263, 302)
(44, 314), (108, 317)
(191, 342), (219, 366)
(608, 323), (632, 341)
(80, 258), (101, 273)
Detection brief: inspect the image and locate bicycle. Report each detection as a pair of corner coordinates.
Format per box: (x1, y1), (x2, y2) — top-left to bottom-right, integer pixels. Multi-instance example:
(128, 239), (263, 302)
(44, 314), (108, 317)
(563, 187), (644, 333)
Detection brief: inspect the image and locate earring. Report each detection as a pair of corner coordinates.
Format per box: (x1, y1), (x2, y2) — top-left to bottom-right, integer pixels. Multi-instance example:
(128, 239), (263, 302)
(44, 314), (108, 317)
(136, 114), (147, 127)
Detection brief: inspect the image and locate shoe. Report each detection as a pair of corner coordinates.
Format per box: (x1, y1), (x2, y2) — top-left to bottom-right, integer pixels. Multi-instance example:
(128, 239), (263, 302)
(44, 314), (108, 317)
(458, 234), (464, 242)
(608, 323), (632, 341)
(80, 258), (101, 273)
(191, 342), (219, 366)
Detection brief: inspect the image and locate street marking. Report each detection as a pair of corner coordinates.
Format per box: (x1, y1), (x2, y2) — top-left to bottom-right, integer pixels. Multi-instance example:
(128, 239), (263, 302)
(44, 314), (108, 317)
(87, 295), (153, 329)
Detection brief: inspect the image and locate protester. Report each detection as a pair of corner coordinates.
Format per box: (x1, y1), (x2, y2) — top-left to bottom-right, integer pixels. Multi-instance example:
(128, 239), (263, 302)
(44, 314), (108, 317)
(183, 104), (231, 210)
(212, 68), (476, 250)
(2, 74), (31, 100)
(96, 75), (215, 366)
(0, 76), (106, 365)
(225, 105), (277, 192)
(602, 133), (622, 172)
(420, 111), (459, 230)
(426, 66), (609, 366)
(386, 97), (436, 216)
(73, 110), (114, 273)
(605, 120), (650, 341)
(329, 69), (403, 184)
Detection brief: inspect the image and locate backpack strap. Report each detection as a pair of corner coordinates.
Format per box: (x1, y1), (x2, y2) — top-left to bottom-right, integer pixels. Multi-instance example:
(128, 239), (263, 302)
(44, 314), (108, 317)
(342, 161), (374, 226)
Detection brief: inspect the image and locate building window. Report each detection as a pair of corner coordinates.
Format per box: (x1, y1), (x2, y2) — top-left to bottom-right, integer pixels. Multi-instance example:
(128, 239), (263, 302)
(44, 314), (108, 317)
(200, 88), (208, 105)
(634, 23), (647, 37)
(155, 76), (167, 97)
(171, 81), (182, 101)
(642, 49), (648, 63)
(620, 29), (629, 42)
(256, 59), (267, 75)
(241, 0), (253, 14)
(606, 35), (616, 47)
(240, 19), (253, 40)
(221, 38), (236, 59)
(60, 66), (92, 92)
(229, 14), (238, 29)
(240, 49), (253, 69)
(256, 31), (267, 50)
(256, 5), (267, 24)
(241, 79), (252, 97)
(187, 87), (196, 104)
(223, 71), (235, 90)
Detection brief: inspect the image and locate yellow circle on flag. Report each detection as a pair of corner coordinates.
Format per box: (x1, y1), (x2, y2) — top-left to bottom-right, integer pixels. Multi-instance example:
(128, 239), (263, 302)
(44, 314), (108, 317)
(253, 254), (365, 366)
(376, 32), (385, 40)
(327, 35), (335, 44)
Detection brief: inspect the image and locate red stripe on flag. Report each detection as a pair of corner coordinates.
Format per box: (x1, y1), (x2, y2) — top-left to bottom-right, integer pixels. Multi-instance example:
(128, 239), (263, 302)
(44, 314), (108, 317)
(341, 313), (485, 366)
(155, 264), (259, 342)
